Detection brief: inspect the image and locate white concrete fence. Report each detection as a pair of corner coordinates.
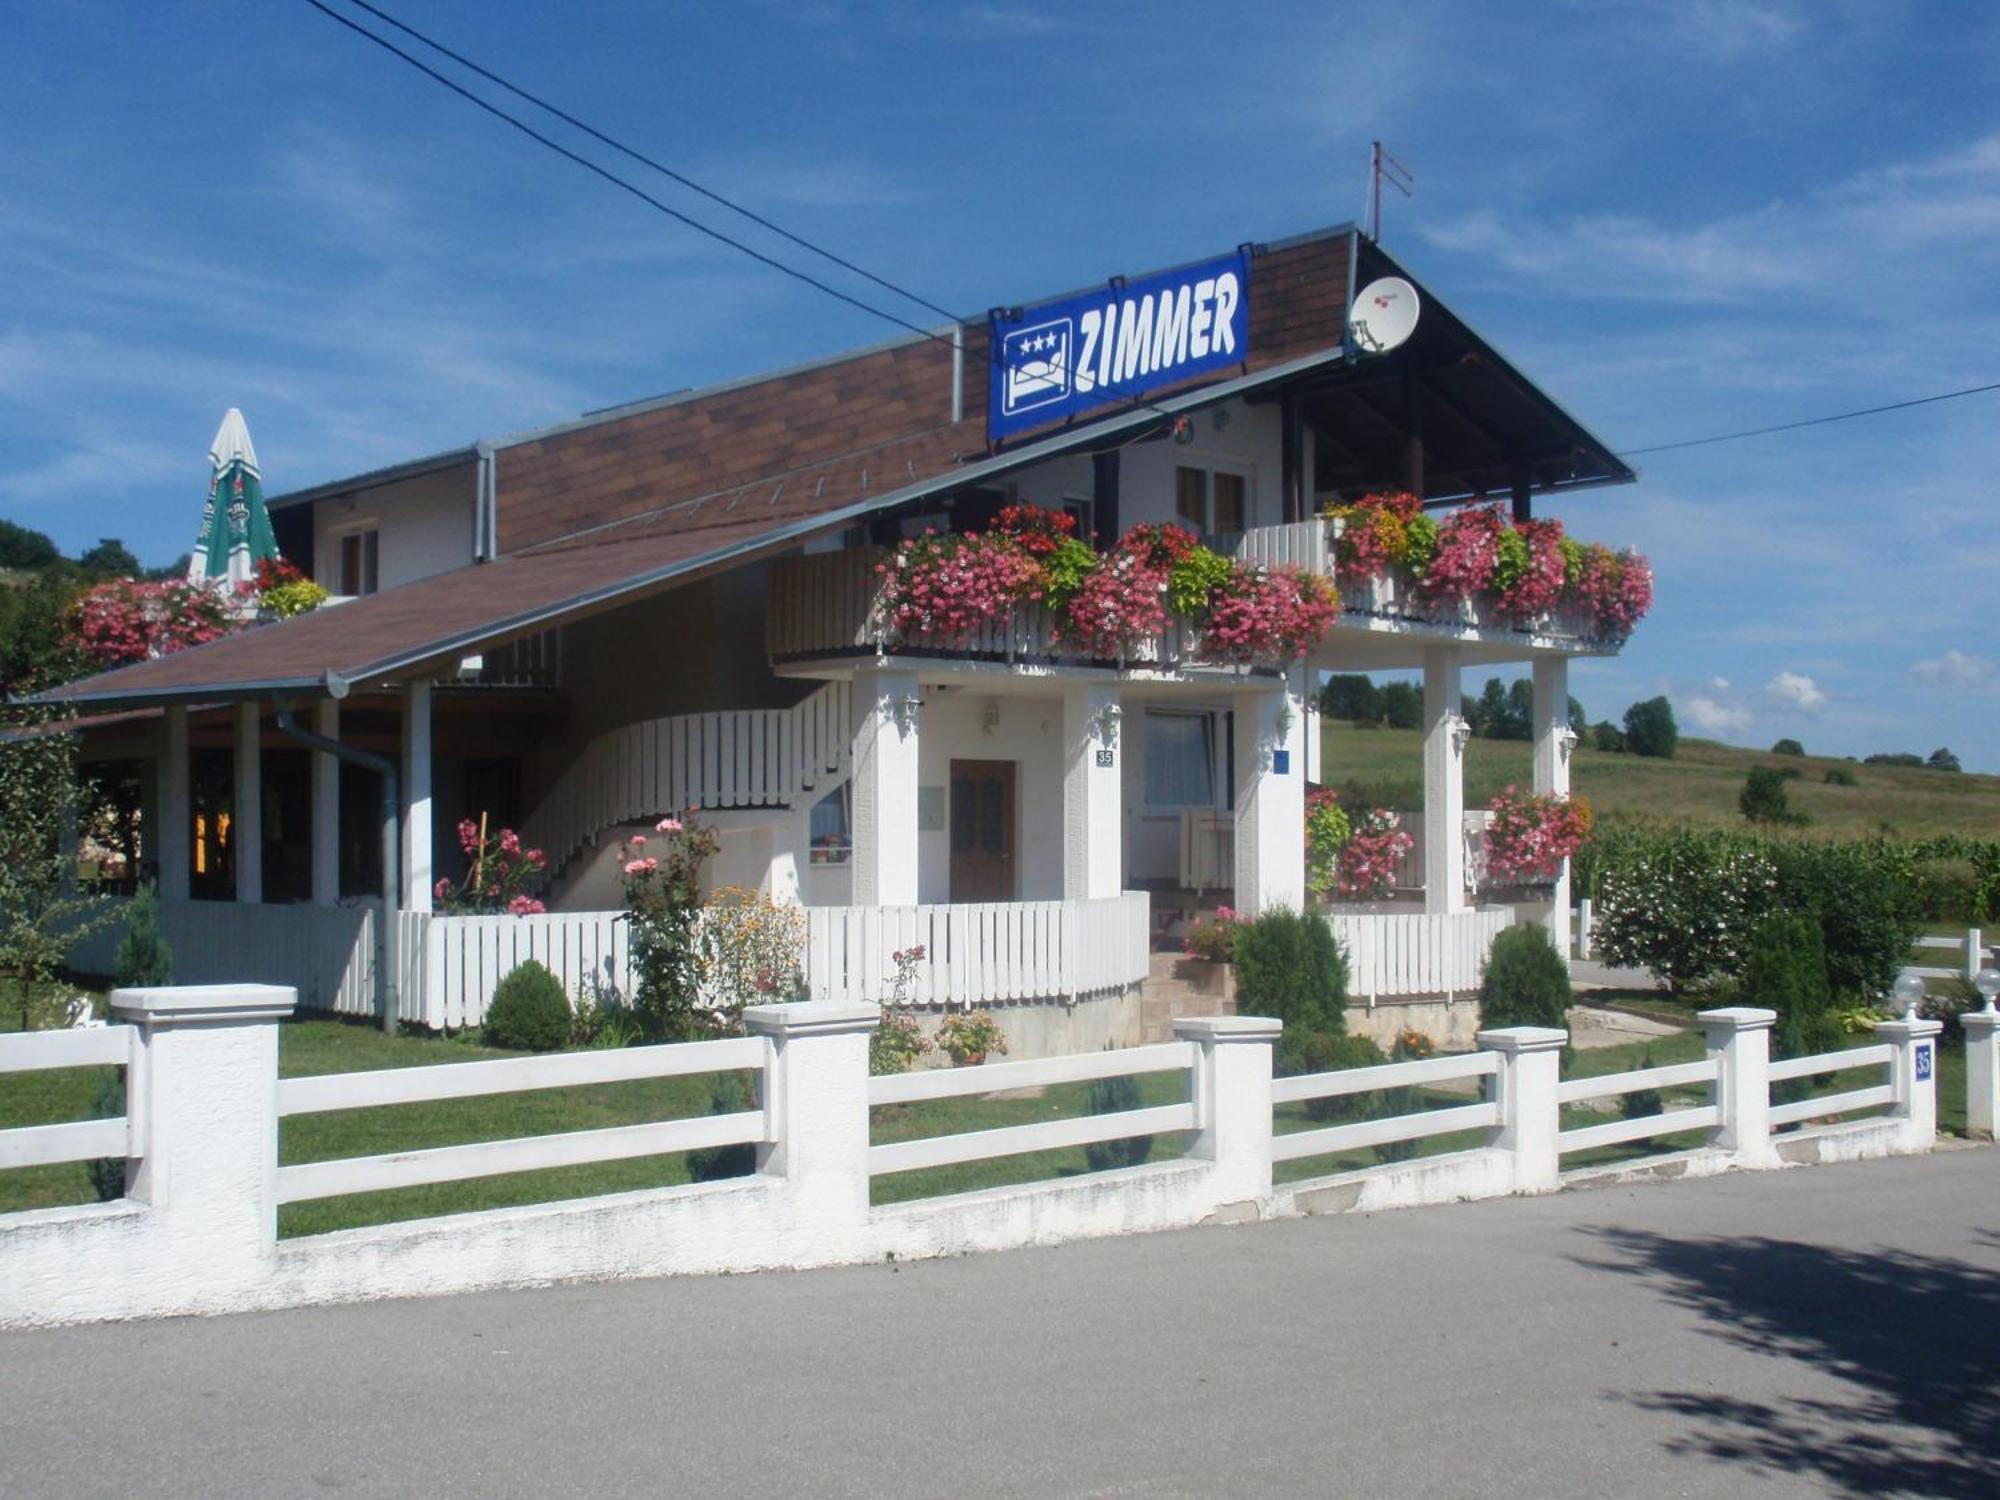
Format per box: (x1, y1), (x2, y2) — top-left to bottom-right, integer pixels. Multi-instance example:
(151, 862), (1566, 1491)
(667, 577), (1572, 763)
(0, 986), (1959, 1329)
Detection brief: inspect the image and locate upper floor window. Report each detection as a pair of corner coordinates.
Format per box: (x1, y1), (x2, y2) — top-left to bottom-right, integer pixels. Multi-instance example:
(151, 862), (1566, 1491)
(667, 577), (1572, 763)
(338, 529), (380, 596)
(1173, 465), (1247, 536)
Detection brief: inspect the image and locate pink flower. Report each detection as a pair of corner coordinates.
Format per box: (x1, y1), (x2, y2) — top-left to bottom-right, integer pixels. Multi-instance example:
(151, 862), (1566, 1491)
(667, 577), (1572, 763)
(628, 833), (646, 847)
(433, 877), (452, 900)
(622, 858), (649, 876)
(499, 829), (521, 856)
(656, 817), (682, 835)
(526, 848), (547, 868)
(506, 895), (546, 916)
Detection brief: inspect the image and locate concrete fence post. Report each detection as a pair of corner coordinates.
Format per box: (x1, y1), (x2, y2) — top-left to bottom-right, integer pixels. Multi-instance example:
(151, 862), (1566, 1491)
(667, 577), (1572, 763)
(1698, 1006), (1779, 1168)
(1962, 1010), (1999, 1142)
(113, 984), (295, 1299)
(1477, 1026), (1567, 1192)
(1175, 1015), (1281, 1216)
(744, 1000), (879, 1251)
(1575, 898), (1593, 960)
(1873, 1015), (1945, 1152)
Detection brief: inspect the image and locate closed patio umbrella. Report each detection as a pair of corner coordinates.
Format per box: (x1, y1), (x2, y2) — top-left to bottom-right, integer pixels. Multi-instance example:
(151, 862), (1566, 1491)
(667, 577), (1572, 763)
(187, 408), (278, 590)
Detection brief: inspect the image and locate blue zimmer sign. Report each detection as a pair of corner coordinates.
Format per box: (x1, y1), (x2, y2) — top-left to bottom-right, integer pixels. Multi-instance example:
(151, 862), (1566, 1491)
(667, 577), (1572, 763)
(989, 250), (1251, 442)
(1916, 1042), (1932, 1082)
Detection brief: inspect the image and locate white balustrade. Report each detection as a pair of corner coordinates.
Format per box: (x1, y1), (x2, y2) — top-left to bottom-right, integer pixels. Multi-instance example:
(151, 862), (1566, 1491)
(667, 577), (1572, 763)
(1327, 906), (1516, 1001)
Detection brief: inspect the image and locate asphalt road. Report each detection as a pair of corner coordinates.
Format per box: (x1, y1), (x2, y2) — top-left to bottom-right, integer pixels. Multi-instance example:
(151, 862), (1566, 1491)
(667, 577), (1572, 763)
(4, 1149), (1995, 1499)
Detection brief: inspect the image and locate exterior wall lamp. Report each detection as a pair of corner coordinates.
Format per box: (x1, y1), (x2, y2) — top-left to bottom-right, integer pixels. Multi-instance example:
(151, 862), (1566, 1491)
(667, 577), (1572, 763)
(1556, 725), (1578, 763)
(1449, 713), (1472, 756)
(892, 691), (924, 737)
(1092, 702), (1123, 748)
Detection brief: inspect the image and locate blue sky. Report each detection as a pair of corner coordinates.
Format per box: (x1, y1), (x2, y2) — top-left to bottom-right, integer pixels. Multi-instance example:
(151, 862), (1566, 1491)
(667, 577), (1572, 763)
(3, 1), (1996, 765)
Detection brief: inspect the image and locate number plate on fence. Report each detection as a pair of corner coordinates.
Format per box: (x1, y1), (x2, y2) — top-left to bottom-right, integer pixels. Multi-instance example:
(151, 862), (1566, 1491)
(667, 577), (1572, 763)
(1096, 749), (1114, 768)
(1915, 1043), (1932, 1082)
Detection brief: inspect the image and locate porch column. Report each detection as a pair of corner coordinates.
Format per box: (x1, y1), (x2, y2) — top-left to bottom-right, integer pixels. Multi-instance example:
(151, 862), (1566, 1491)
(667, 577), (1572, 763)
(1421, 649), (1466, 915)
(1061, 682), (1123, 900)
(1233, 664), (1308, 915)
(157, 705), (190, 900)
(401, 680), (433, 913)
(311, 699), (340, 906)
(1532, 657), (1574, 958)
(849, 667), (920, 907)
(233, 701), (262, 904)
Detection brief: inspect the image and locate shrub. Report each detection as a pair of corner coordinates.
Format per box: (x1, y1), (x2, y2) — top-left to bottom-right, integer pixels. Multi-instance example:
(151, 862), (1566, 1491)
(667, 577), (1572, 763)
(1928, 747), (1962, 773)
(1765, 840), (1923, 1000)
(1233, 909), (1348, 1042)
(1620, 1050), (1664, 1122)
(1823, 766), (1857, 787)
(1284, 1030), (1387, 1122)
(869, 1009), (931, 1075)
(1591, 720), (1625, 753)
(686, 1070), (759, 1182)
(1083, 1070), (1155, 1171)
(1739, 914), (1841, 1075)
(1380, 681), (1422, 731)
(1182, 907), (1242, 963)
(114, 881), (172, 987)
(1478, 924), (1573, 1031)
(1622, 696), (1678, 759)
(483, 960), (571, 1051)
(1771, 738), (1805, 757)
(935, 1009), (1007, 1065)
(85, 1069), (125, 1202)
(1739, 766), (1793, 824)
(1591, 827), (1778, 992)
(1304, 790), (1351, 899)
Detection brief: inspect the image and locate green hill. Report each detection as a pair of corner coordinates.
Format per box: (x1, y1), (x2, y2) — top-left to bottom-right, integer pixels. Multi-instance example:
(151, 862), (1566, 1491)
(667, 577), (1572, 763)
(1320, 721), (2000, 842)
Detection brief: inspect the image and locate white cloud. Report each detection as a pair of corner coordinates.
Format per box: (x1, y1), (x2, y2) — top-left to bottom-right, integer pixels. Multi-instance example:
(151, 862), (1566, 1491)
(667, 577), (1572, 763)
(1910, 650), (1997, 690)
(1767, 670), (1827, 712)
(1687, 695), (1752, 735)
(1710, 676), (1731, 690)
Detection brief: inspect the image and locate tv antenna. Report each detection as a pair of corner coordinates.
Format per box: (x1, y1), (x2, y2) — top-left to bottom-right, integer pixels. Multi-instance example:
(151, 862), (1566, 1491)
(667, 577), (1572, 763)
(1366, 141), (1413, 242)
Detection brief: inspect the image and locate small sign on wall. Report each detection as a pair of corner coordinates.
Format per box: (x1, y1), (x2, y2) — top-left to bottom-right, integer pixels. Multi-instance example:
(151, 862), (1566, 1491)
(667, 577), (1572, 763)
(1095, 749), (1115, 768)
(1273, 749), (1291, 775)
(918, 786), (946, 832)
(1915, 1043), (1932, 1082)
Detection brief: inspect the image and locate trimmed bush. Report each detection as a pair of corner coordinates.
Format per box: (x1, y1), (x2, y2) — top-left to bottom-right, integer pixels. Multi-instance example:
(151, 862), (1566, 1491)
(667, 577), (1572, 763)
(1233, 908), (1348, 1040)
(1478, 924), (1572, 1031)
(1740, 766), (1793, 824)
(1083, 1071), (1154, 1171)
(686, 1070), (760, 1182)
(1285, 1031), (1387, 1122)
(114, 882), (172, 987)
(483, 960), (571, 1051)
(1739, 913), (1842, 1078)
(1766, 840), (1923, 1000)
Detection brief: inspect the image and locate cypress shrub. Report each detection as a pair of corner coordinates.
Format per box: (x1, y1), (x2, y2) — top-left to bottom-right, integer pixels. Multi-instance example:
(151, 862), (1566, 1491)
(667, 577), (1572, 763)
(114, 882), (173, 987)
(1234, 907), (1349, 1043)
(1083, 1071), (1154, 1172)
(687, 1070), (760, 1182)
(1740, 913), (1842, 1067)
(1477, 924), (1573, 1031)
(483, 961), (571, 1052)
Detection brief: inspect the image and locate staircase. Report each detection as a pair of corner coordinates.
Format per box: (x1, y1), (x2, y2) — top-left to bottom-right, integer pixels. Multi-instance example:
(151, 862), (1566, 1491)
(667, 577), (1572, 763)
(521, 681), (852, 877)
(1138, 951), (1238, 1044)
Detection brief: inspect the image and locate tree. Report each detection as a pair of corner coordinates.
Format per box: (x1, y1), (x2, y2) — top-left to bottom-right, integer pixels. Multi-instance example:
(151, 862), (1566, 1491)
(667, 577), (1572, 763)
(77, 537), (141, 580)
(1622, 696), (1678, 759)
(1468, 677), (1510, 739)
(0, 519), (60, 571)
(0, 570), (86, 697)
(1381, 681), (1422, 731)
(113, 883), (173, 986)
(1477, 925), (1573, 1029)
(1771, 738), (1805, 757)
(0, 714), (116, 1028)
(1320, 674), (1380, 723)
(1864, 752), (1924, 768)
(1591, 720), (1625, 753)
(1740, 766), (1792, 823)
(1568, 696), (1588, 735)
(1501, 678), (1535, 741)
(1928, 747), (1962, 773)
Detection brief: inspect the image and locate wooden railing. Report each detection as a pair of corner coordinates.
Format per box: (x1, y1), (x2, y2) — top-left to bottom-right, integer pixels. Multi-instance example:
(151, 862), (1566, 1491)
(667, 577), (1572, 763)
(520, 680), (852, 876)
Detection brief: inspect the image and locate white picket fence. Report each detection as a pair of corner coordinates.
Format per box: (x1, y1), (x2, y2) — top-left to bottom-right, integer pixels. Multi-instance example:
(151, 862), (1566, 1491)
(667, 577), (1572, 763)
(520, 680), (852, 876)
(804, 891), (1151, 1007)
(1327, 906), (1517, 1002)
(410, 910), (632, 1032)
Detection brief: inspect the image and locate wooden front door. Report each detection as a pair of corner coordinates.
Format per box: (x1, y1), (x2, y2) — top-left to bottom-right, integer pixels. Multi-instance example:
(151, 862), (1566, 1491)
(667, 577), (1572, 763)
(949, 760), (1017, 902)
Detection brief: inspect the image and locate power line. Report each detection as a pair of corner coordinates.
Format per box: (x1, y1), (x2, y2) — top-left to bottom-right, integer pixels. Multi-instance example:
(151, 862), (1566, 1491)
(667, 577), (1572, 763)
(334, 0), (958, 324)
(1619, 381), (2000, 457)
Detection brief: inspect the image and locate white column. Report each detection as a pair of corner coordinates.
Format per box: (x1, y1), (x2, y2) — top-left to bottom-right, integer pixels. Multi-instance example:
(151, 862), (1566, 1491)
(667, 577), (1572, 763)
(233, 702), (262, 904)
(1532, 656), (1573, 957)
(1061, 683), (1123, 900)
(1699, 1006), (1779, 1167)
(1176, 1015), (1280, 1213)
(1421, 649), (1466, 914)
(311, 699), (341, 906)
(1874, 1016), (1944, 1153)
(1233, 665), (1308, 915)
(1478, 1025), (1566, 1192)
(849, 668), (921, 907)
(401, 680), (433, 913)
(157, 706), (190, 900)
(1302, 693), (1323, 787)
(744, 1000), (877, 1252)
(1962, 1010), (1999, 1141)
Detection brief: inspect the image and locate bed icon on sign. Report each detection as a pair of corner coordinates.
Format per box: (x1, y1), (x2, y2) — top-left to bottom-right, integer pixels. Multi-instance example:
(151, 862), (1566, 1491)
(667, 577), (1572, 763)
(1001, 319), (1073, 416)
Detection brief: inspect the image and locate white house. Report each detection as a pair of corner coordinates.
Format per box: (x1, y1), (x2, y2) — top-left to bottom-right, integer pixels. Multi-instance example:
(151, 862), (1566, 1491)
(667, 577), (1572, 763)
(52, 225), (1639, 1052)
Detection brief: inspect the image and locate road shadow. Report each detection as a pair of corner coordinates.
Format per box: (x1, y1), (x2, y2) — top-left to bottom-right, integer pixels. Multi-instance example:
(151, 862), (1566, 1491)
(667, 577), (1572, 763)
(1579, 1227), (2000, 1497)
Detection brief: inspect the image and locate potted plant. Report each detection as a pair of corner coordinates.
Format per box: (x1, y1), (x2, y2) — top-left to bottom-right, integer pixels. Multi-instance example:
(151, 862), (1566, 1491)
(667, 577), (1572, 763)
(935, 1009), (1008, 1067)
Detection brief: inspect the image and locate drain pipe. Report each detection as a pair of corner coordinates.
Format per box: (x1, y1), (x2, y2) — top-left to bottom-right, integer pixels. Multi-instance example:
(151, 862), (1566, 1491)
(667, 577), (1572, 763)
(276, 680), (401, 1034)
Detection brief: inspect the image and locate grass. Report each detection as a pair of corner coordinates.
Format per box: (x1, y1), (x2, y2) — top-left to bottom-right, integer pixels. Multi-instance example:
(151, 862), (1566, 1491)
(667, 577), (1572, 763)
(1321, 720), (2000, 842)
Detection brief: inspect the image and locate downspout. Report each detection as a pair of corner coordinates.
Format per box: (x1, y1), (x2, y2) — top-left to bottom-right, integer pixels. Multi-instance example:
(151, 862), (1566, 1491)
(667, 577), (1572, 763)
(276, 684), (402, 1035)
(474, 442), (496, 562)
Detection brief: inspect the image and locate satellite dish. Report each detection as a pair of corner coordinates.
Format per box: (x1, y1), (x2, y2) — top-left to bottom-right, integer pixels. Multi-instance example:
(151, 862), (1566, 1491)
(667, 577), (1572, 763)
(1349, 277), (1420, 354)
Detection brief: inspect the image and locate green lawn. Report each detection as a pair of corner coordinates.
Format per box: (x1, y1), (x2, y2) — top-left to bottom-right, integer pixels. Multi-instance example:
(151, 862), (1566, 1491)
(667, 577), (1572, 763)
(1322, 720), (2000, 841)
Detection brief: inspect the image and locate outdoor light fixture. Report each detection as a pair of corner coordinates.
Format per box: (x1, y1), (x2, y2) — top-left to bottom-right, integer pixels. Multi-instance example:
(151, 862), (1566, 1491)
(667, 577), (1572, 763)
(1976, 966), (2000, 1013)
(1275, 701), (1295, 738)
(1892, 970), (1925, 1020)
(892, 691), (924, 736)
(981, 699), (1001, 736)
(1449, 713), (1472, 755)
(1557, 725), (1579, 763)
(1092, 701), (1124, 747)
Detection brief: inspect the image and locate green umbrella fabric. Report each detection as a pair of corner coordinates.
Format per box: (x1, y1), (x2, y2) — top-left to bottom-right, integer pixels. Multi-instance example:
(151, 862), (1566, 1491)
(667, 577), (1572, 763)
(188, 408), (278, 590)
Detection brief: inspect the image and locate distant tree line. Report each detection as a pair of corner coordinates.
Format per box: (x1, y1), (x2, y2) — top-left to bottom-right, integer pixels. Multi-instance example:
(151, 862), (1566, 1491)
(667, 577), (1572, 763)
(1319, 674), (1684, 761)
(0, 519), (180, 698)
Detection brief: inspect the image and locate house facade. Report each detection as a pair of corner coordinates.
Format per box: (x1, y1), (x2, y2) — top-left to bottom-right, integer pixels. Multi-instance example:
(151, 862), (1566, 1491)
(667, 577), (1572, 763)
(54, 225), (1638, 1051)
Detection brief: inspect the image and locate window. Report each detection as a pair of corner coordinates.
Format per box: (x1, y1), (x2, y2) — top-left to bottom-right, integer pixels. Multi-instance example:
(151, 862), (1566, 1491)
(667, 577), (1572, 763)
(1145, 710), (1216, 808)
(1173, 465), (1249, 535)
(809, 785), (851, 865)
(338, 529), (380, 596)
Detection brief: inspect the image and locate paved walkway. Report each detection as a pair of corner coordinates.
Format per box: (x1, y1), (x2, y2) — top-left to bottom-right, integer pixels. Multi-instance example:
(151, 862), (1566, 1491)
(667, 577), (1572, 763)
(4, 1149), (1995, 1498)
